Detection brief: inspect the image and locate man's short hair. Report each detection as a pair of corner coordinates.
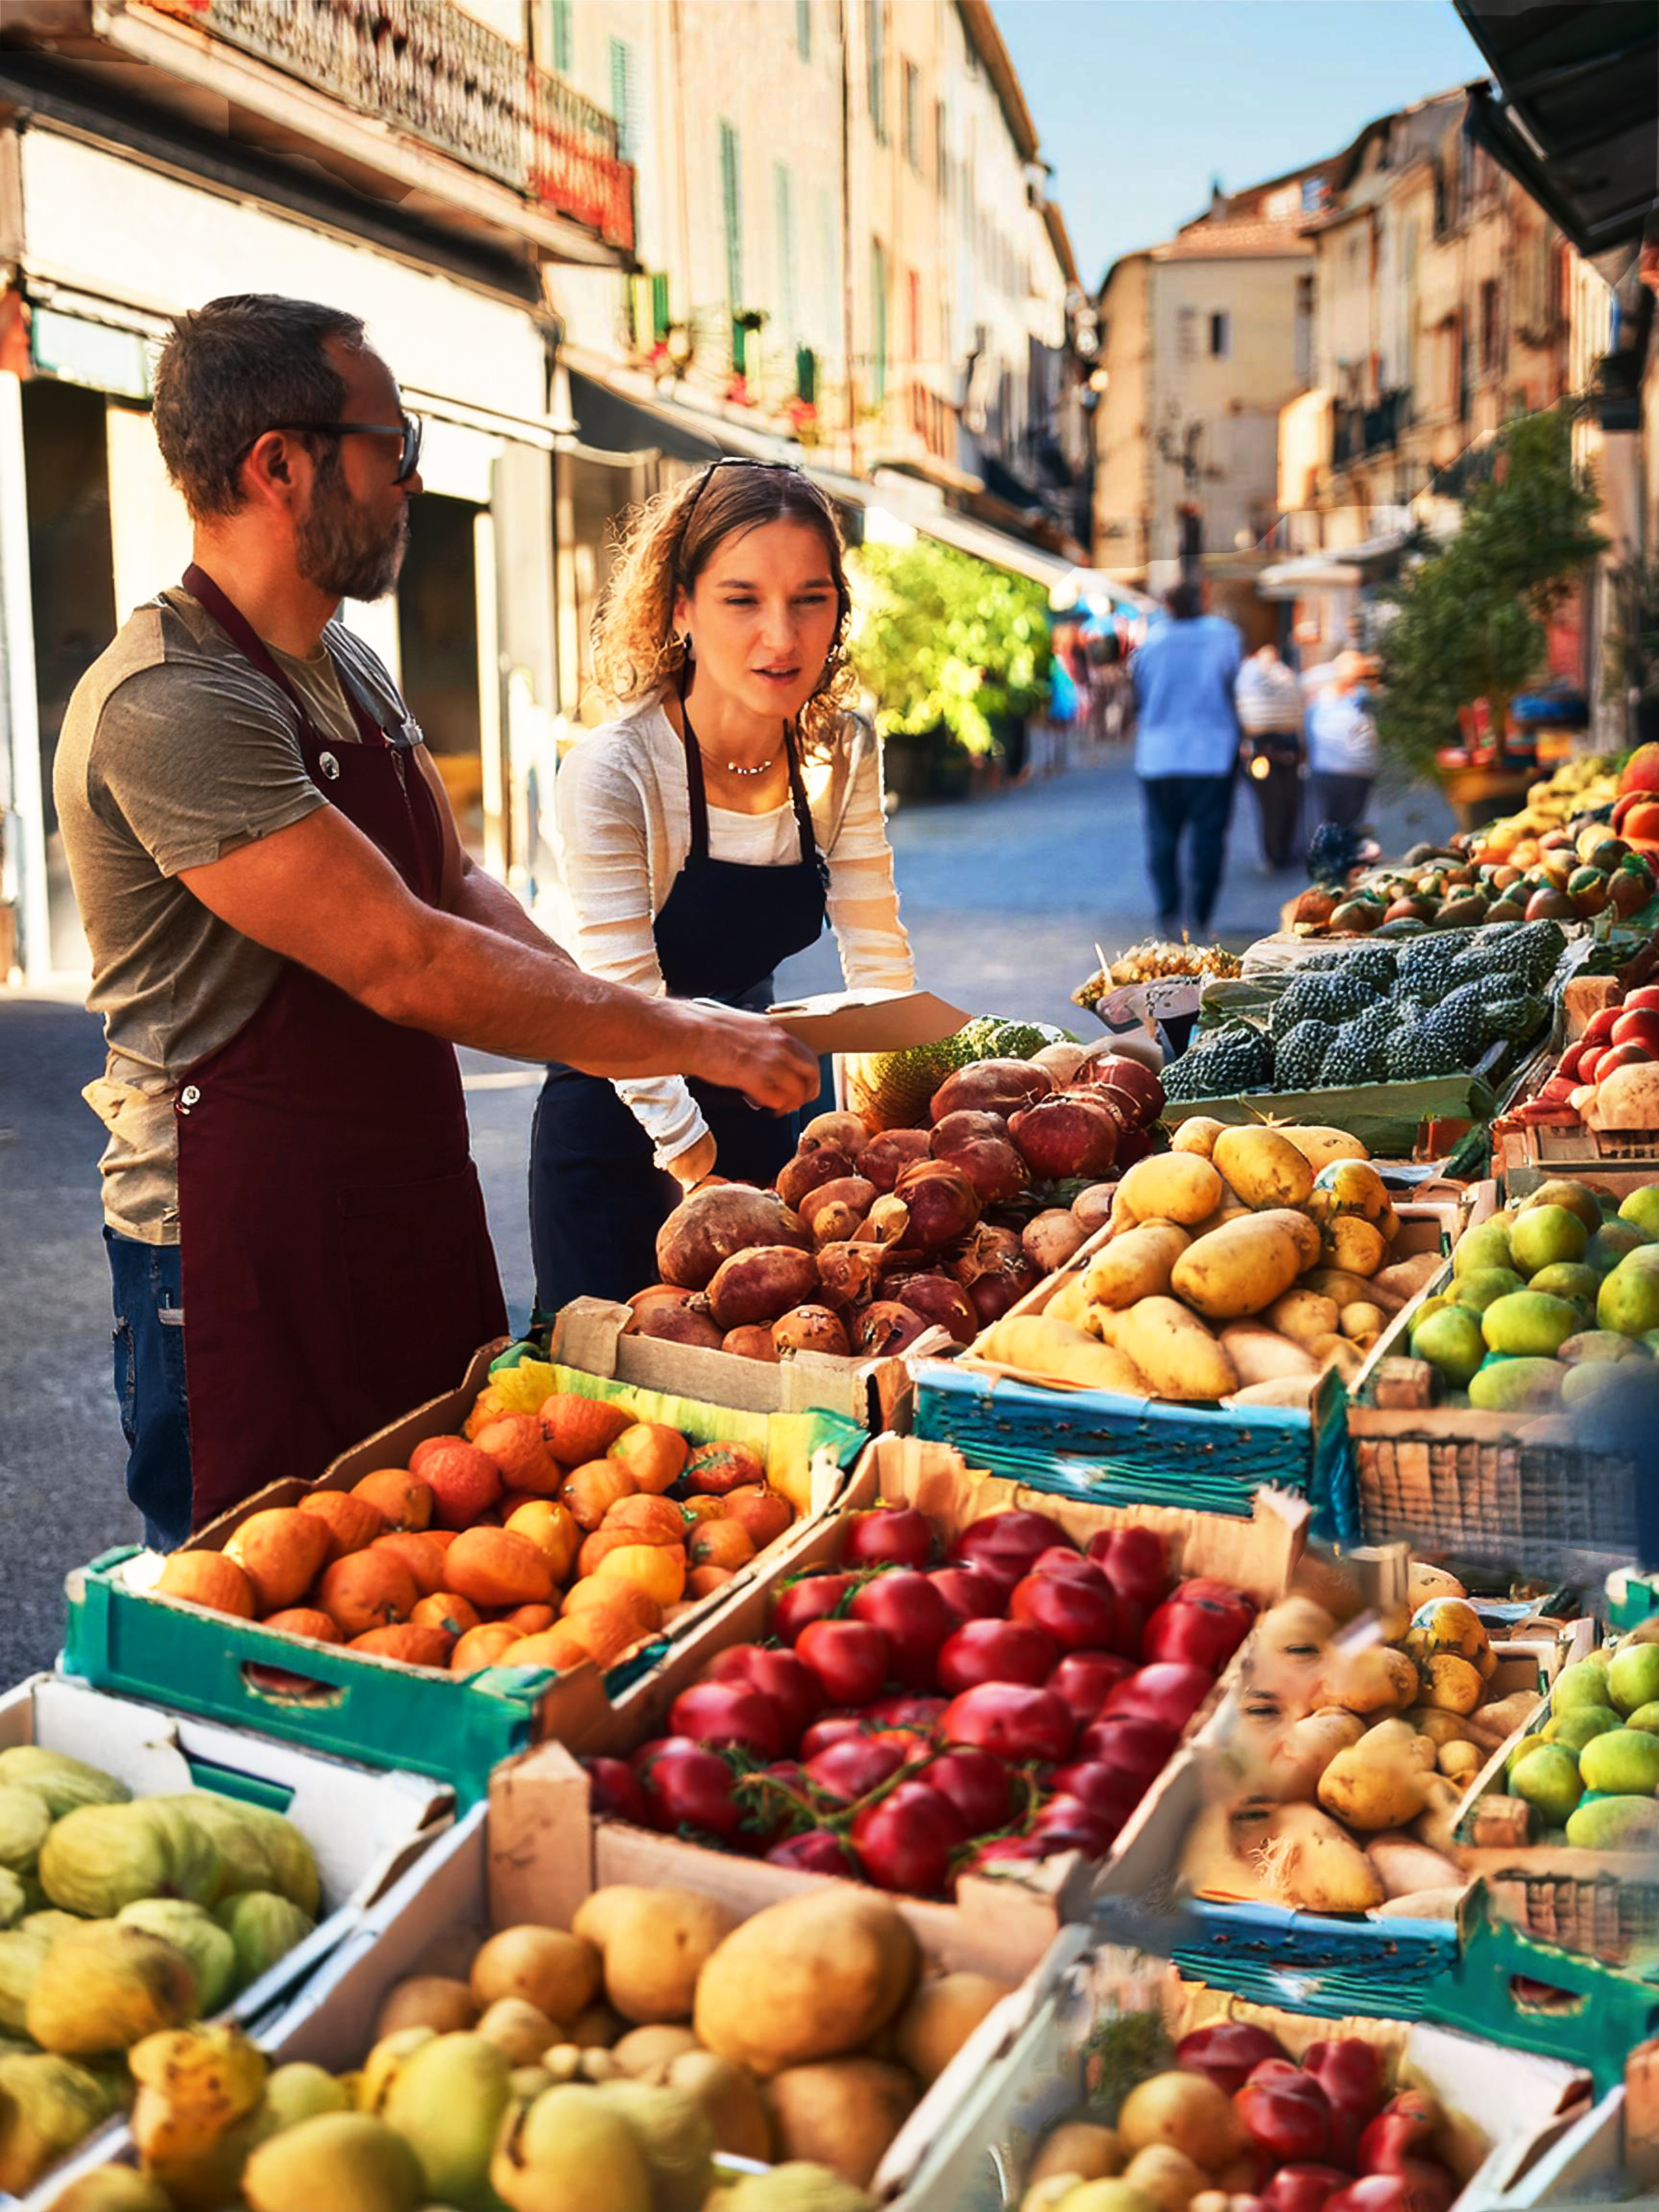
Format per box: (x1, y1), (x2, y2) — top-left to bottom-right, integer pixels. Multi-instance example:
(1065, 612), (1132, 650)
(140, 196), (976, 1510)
(152, 295), (368, 521)
(1165, 582), (1204, 621)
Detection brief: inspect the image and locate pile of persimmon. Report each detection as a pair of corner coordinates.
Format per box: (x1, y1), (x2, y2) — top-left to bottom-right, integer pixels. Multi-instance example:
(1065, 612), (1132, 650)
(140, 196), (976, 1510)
(155, 1390), (796, 1676)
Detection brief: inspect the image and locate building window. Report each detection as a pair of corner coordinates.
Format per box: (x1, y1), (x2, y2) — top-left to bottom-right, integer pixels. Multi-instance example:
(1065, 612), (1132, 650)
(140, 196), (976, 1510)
(906, 266), (921, 362)
(720, 121), (743, 309)
(933, 98), (948, 197)
(608, 38), (637, 165)
(548, 0), (572, 73)
(651, 271), (670, 342)
(1177, 307), (1197, 360)
(866, 0), (886, 143)
(1294, 274), (1313, 385)
(1480, 278), (1501, 372)
(1209, 312), (1230, 360)
(775, 163), (797, 345)
(871, 237), (889, 405)
(902, 60), (921, 170)
(796, 0), (810, 61)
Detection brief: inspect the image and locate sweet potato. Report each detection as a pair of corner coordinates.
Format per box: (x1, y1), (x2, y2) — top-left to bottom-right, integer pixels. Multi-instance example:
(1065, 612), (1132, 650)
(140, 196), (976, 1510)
(1218, 1324), (1318, 1388)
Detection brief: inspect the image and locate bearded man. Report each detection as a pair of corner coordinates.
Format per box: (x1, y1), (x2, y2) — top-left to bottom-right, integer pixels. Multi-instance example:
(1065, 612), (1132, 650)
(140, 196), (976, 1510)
(52, 294), (816, 1547)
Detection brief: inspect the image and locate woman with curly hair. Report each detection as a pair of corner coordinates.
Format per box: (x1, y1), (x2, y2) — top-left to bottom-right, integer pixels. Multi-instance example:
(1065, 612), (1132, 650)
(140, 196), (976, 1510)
(530, 458), (914, 1311)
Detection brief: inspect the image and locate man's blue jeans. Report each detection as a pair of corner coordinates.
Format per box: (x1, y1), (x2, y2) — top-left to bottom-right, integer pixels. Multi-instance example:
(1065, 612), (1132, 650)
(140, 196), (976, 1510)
(104, 1228), (193, 1551)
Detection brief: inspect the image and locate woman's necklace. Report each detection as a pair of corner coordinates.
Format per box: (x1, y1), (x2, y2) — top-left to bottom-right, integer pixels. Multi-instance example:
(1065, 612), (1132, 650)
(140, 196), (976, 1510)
(701, 747), (777, 778)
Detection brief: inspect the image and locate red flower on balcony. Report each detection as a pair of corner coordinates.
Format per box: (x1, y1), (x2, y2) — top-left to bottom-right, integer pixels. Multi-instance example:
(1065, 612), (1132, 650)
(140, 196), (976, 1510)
(725, 375), (752, 407)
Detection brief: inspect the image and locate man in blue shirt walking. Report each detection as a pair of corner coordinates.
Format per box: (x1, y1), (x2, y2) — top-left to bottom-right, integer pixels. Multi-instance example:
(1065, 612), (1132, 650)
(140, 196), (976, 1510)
(1130, 583), (1244, 936)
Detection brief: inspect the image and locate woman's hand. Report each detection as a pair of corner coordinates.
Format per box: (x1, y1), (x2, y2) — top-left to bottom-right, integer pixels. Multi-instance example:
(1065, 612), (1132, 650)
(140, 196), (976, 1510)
(669, 1131), (720, 1191)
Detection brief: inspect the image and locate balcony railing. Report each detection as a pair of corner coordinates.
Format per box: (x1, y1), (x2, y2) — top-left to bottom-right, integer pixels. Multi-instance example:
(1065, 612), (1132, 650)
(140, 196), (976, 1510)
(1331, 388), (1413, 468)
(144, 0), (634, 250)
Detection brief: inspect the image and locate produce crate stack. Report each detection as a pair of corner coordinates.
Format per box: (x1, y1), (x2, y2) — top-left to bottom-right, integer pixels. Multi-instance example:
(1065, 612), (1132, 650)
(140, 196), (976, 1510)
(23, 779), (1659, 2209)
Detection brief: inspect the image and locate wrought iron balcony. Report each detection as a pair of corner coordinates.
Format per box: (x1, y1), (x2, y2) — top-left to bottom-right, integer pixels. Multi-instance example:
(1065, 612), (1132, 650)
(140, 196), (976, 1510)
(144, 0), (634, 252)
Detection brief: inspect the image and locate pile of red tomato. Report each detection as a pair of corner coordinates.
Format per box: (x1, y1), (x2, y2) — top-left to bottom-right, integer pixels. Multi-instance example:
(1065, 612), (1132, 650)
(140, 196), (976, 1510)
(582, 1502), (1256, 1898)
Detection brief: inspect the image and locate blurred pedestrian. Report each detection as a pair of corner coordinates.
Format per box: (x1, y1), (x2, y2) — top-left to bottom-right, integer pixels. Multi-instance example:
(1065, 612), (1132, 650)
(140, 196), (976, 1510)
(1235, 641), (1304, 869)
(1305, 648), (1380, 833)
(1131, 581), (1243, 936)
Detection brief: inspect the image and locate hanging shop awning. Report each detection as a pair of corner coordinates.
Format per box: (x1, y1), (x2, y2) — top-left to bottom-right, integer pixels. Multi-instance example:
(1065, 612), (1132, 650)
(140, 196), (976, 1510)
(1455, 2), (1658, 268)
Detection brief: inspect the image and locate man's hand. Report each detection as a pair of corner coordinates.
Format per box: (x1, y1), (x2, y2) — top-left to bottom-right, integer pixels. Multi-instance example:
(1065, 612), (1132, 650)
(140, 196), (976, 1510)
(687, 1009), (820, 1115)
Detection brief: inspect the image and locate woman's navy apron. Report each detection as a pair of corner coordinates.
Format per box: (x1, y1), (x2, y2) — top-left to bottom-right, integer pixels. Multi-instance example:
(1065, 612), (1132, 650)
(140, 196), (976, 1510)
(530, 698), (828, 1311)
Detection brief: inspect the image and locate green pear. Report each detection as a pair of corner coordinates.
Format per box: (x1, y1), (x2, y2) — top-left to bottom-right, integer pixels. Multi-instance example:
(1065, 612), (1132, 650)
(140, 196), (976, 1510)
(1607, 1642), (1659, 1717)
(1551, 1658), (1612, 1713)
(1481, 1291), (1579, 1358)
(1453, 1267), (1527, 1314)
(1412, 1306), (1486, 1387)
(1510, 1204), (1590, 1277)
(1511, 1744), (1584, 1827)
(1522, 1180), (1604, 1235)
(1598, 1261), (1659, 1338)
(1588, 1222), (1649, 1273)
(1618, 1186), (1659, 1239)
(1453, 1219), (1514, 1278)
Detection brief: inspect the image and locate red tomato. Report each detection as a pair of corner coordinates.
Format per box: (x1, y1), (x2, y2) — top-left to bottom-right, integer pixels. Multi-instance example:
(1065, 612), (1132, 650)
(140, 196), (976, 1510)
(797, 1711), (867, 1758)
(921, 1746), (1014, 1833)
(1045, 1759), (1145, 1832)
(1175, 2020), (1291, 2095)
(953, 1509), (1072, 1589)
(940, 1682), (1075, 1762)
(1236, 2066), (1332, 2168)
(936, 1617), (1059, 1695)
(1100, 1660), (1214, 1731)
(632, 1739), (748, 1843)
(849, 1570), (956, 1685)
(1622, 984), (1659, 1014)
(1048, 1650), (1137, 1726)
(796, 1617), (890, 1704)
(772, 1570), (853, 1644)
(703, 1645), (824, 1747)
(582, 1755), (645, 1823)
(1086, 1525), (1172, 1609)
(667, 1682), (783, 1758)
(734, 1759), (812, 1851)
(766, 1828), (862, 1876)
(1591, 1040), (1651, 1079)
(928, 1564), (1007, 1622)
(1026, 1547), (1111, 1588)
(1259, 2167), (1355, 2212)
(843, 1506), (933, 1569)
(1077, 1711), (1181, 1784)
(1557, 1040), (1587, 1080)
(1026, 1793), (1119, 1859)
(962, 1833), (1046, 1871)
(803, 1735), (908, 1805)
(1142, 1592), (1253, 1672)
(1010, 1571), (1118, 1653)
(863, 1693), (947, 1737)
(1322, 2184), (1413, 2212)
(851, 1779), (969, 1895)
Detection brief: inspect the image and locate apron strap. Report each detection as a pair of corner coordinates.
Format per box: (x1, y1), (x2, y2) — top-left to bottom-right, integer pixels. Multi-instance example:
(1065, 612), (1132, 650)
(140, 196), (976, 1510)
(182, 563), (390, 751)
(781, 725), (821, 876)
(676, 665), (822, 877)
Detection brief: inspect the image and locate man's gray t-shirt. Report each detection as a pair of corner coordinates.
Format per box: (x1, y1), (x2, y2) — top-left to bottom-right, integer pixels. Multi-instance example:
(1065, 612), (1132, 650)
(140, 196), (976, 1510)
(53, 588), (411, 1245)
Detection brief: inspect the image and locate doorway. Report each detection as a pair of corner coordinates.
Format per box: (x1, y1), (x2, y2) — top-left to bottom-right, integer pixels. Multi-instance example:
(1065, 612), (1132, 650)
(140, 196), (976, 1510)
(398, 491), (485, 850)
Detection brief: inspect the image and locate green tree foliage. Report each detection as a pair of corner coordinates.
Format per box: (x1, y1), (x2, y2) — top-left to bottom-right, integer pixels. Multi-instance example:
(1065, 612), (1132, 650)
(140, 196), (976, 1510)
(849, 538), (1050, 757)
(1378, 407), (1604, 778)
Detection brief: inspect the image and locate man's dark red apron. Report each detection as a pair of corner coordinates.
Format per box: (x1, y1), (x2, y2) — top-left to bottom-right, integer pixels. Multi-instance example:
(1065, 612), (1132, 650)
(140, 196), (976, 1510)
(173, 566), (506, 1529)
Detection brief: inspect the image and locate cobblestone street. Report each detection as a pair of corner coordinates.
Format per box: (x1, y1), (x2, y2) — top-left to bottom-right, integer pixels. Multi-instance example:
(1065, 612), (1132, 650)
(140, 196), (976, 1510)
(0, 748), (1452, 1682)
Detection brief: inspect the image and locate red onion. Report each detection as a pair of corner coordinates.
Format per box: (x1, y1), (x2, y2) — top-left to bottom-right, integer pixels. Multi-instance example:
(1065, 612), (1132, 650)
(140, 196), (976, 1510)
(929, 1059), (1054, 1124)
(893, 1160), (982, 1250)
(888, 1272), (977, 1344)
(930, 1109), (1011, 1153)
(798, 1176), (877, 1230)
(1087, 1055), (1166, 1125)
(965, 1268), (1035, 1326)
(952, 1222), (1025, 1284)
(1008, 1094), (1120, 1181)
(657, 1186), (810, 1289)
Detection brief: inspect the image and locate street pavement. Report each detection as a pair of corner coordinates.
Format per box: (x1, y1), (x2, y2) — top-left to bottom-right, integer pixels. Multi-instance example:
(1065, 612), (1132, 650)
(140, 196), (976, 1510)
(0, 747), (1452, 1683)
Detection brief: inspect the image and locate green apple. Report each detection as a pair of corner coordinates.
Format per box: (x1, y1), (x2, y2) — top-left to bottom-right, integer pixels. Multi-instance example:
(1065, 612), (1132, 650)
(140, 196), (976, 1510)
(1542, 1704), (1625, 1751)
(1510, 1204), (1590, 1277)
(1481, 1291), (1579, 1358)
(1553, 1658), (1613, 1713)
(1412, 1305), (1486, 1387)
(1608, 1641), (1659, 1717)
(1454, 1219), (1514, 1278)
(1511, 1743), (1585, 1827)
(1598, 1260), (1659, 1338)
(1522, 1180), (1605, 1236)
(1618, 1186), (1659, 1239)
(1579, 1726), (1659, 1795)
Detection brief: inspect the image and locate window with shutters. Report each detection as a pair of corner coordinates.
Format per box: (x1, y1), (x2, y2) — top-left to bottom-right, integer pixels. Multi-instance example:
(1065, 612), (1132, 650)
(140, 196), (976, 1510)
(866, 0), (886, 143)
(651, 272), (671, 342)
(933, 99), (948, 197)
(1177, 306), (1197, 360)
(906, 267), (921, 362)
(775, 164), (798, 345)
(902, 61), (921, 170)
(720, 122), (743, 309)
(796, 0), (811, 61)
(871, 238), (889, 404)
(608, 38), (636, 165)
(548, 0), (572, 74)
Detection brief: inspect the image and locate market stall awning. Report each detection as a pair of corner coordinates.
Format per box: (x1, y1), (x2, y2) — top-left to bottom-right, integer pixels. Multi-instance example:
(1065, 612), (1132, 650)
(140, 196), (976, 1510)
(861, 471), (1077, 589)
(1455, 2), (1658, 267)
(565, 363), (798, 468)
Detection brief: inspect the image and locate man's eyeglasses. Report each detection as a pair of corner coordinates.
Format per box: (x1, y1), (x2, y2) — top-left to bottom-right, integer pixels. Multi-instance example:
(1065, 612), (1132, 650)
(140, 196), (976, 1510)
(242, 413), (424, 484)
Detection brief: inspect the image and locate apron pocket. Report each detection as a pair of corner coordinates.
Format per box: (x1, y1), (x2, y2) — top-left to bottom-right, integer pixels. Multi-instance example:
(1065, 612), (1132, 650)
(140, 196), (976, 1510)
(337, 1166), (496, 1426)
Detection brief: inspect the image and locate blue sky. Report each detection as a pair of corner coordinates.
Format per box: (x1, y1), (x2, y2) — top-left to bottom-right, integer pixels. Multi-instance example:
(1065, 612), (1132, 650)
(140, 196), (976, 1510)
(994, 0), (1489, 289)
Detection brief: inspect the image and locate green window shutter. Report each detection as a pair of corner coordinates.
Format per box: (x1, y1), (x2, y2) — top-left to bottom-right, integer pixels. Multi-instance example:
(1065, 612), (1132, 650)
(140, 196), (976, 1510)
(651, 271), (671, 341)
(608, 37), (635, 164)
(796, 344), (817, 404)
(720, 121), (743, 308)
(796, 0), (811, 61)
(866, 0), (885, 141)
(775, 163), (797, 345)
(550, 0), (572, 75)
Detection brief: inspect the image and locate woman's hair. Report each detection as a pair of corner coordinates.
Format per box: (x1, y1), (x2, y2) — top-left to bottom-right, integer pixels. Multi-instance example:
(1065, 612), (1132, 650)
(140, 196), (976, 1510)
(590, 459), (858, 756)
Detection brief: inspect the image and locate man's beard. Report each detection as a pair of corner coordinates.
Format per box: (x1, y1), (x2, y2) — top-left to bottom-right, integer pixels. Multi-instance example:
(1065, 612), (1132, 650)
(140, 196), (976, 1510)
(295, 467), (408, 602)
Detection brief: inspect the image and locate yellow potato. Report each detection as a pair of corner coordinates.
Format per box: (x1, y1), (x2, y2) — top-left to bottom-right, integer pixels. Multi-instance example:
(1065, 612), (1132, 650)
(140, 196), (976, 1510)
(1189, 1203), (1254, 1237)
(1170, 1216), (1306, 1321)
(1324, 1215), (1388, 1276)
(1045, 1274), (1092, 1326)
(1275, 1125), (1370, 1168)
(1212, 1127), (1315, 1210)
(1255, 1207), (1323, 1269)
(1420, 1653), (1484, 1715)
(1340, 1303), (1385, 1340)
(1169, 1117), (1227, 1159)
(1115, 1153), (1225, 1228)
(1303, 1267), (1388, 1311)
(1082, 1221), (1191, 1310)
(1226, 1376), (1315, 1410)
(1101, 1296), (1237, 1400)
(1218, 1324), (1319, 1388)
(976, 1314), (1149, 1395)
(1307, 1332), (1365, 1382)
(1264, 1288), (1340, 1345)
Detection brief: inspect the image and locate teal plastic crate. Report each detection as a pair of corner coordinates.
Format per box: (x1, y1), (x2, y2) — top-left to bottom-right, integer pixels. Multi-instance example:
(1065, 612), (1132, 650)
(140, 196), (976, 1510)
(64, 1361), (863, 1808)
(912, 1358), (1358, 1541)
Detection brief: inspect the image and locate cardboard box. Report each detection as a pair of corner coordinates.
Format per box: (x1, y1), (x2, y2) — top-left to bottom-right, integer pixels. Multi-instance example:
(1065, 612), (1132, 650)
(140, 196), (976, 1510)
(876, 1923), (1593, 2212)
(485, 1435), (1309, 1985)
(5, 1673), (449, 2210)
(765, 986), (968, 1053)
(64, 1346), (860, 1804)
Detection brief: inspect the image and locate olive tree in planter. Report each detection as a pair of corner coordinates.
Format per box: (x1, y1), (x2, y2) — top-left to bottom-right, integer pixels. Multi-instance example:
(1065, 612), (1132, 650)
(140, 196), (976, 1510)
(849, 539), (1050, 799)
(1377, 406), (1604, 785)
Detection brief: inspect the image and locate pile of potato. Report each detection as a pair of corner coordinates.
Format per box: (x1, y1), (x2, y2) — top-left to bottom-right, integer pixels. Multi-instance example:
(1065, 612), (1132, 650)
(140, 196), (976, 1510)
(974, 1124), (1442, 1407)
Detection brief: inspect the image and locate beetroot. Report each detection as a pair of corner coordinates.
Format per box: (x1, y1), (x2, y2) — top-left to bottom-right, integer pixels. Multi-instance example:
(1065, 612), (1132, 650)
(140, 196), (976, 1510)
(1082, 1053), (1167, 1124)
(953, 1223), (1039, 1322)
(706, 1244), (823, 1329)
(798, 1109), (869, 1158)
(815, 1240), (889, 1308)
(888, 1273), (976, 1345)
(930, 1109), (1011, 1154)
(631, 1301), (724, 1349)
(657, 1185), (810, 1289)
(1023, 1209), (1088, 1275)
(772, 1303), (852, 1358)
(860, 1128), (932, 1192)
(722, 1324), (780, 1361)
(965, 1267), (1035, 1326)
(939, 1136), (1027, 1207)
(1008, 1093), (1120, 1180)
(856, 1300), (931, 1355)
(797, 1176), (877, 1230)
(929, 1059), (1054, 1124)
(777, 1146), (859, 1213)
(893, 1161), (981, 1249)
